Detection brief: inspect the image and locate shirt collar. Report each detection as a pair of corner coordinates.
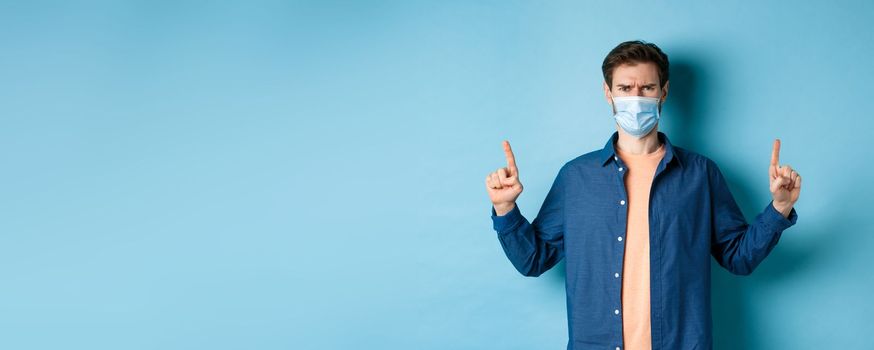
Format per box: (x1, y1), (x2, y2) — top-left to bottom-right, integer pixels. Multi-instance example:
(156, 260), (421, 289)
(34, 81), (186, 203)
(599, 131), (682, 168)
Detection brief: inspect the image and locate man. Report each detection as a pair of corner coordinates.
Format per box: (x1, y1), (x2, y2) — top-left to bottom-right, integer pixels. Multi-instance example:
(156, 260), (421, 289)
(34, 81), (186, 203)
(483, 41), (801, 350)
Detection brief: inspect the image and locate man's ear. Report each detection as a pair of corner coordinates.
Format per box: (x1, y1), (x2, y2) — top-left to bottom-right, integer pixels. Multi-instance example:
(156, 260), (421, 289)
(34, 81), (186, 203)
(661, 80), (670, 102)
(603, 81), (612, 104)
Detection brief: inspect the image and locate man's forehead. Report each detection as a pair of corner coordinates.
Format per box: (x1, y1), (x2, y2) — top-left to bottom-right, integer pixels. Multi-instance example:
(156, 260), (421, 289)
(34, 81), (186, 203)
(612, 63), (660, 83)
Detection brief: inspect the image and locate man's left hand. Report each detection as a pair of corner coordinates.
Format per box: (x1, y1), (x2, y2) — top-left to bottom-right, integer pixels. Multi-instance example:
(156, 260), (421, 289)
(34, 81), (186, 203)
(769, 139), (801, 218)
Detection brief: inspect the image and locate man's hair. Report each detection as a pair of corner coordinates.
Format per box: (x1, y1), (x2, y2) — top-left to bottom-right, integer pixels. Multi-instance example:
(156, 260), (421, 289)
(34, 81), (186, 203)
(601, 40), (669, 89)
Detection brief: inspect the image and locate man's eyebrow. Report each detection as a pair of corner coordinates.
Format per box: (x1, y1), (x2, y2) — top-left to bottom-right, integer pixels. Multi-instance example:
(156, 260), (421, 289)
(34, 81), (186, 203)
(615, 83), (658, 88)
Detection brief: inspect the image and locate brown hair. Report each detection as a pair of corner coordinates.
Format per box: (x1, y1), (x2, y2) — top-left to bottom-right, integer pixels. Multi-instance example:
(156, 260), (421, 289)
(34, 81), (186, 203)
(601, 40), (669, 89)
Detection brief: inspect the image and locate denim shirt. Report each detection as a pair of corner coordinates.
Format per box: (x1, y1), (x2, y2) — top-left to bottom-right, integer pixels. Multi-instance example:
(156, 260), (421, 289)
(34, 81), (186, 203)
(490, 131), (798, 350)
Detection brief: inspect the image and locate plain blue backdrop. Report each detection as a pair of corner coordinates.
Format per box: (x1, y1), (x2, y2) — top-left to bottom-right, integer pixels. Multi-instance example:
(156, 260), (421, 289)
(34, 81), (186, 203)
(2, 1), (872, 349)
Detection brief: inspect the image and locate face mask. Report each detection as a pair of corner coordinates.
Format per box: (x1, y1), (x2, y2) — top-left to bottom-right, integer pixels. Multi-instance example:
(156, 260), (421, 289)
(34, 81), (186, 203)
(610, 94), (661, 138)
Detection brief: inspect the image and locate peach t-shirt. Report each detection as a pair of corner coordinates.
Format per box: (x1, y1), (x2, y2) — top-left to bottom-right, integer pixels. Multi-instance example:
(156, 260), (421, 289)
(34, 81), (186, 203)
(615, 142), (665, 350)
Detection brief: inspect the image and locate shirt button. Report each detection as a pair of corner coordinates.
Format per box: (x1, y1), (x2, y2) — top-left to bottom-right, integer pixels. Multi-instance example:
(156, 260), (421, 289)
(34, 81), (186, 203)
(614, 309), (620, 315)
(616, 347), (621, 350)
(614, 156), (618, 161)
(618, 167), (624, 172)
(619, 200), (626, 205)
(617, 236), (623, 242)
(615, 272), (620, 278)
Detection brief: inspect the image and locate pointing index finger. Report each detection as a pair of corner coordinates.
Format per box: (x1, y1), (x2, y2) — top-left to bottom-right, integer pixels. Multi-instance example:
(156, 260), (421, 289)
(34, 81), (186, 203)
(770, 138), (781, 178)
(503, 140), (518, 175)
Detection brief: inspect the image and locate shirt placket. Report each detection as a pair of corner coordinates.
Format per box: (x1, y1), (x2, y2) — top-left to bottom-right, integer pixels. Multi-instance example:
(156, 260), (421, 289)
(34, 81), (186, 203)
(612, 154), (629, 350)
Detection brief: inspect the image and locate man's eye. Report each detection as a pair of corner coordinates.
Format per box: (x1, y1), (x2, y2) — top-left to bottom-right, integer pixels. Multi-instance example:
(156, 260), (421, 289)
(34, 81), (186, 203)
(645, 86), (654, 91)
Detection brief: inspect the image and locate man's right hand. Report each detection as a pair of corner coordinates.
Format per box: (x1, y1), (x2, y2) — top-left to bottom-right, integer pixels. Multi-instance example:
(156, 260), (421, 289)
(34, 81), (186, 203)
(485, 140), (524, 216)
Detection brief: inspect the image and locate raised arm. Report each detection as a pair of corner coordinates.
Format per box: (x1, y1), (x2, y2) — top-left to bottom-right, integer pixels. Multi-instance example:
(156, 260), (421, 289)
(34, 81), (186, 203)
(709, 139), (800, 275)
(486, 141), (566, 277)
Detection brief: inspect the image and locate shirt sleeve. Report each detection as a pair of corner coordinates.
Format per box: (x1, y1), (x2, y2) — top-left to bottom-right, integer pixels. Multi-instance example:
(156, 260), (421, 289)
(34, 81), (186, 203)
(489, 163), (568, 277)
(707, 159), (798, 275)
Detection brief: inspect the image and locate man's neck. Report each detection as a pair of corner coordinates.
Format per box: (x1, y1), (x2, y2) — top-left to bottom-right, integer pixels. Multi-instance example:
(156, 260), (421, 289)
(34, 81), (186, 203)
(615, 128), (662, 155)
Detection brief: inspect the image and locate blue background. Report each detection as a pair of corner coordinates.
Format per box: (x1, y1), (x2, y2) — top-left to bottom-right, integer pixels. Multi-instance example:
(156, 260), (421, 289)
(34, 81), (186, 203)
(2, 1), (872, 349)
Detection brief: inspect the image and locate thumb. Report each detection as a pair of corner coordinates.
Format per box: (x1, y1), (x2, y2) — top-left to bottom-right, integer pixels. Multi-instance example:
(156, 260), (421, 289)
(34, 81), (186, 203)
(497, 167), (514, 186)
(770, 175), (787, 193)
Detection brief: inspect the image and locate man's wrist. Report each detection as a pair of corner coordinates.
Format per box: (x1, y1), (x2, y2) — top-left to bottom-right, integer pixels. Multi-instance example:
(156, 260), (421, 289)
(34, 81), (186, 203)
(772, 201), (793, 218)
(493, 202), (516, 216)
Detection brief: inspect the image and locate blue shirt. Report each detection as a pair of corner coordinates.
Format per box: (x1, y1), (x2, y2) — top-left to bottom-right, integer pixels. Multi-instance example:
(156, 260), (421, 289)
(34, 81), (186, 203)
(490, 131), (798, 350)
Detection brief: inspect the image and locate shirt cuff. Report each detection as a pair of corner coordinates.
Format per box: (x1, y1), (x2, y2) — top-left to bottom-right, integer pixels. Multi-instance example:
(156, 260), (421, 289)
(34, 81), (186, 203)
(491, 204), (523, 233)
(763, 200), (798, 232)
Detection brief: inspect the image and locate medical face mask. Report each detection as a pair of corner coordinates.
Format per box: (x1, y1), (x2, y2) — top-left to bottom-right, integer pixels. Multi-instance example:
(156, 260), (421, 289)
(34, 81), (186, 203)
(610, 95), (661, 138)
